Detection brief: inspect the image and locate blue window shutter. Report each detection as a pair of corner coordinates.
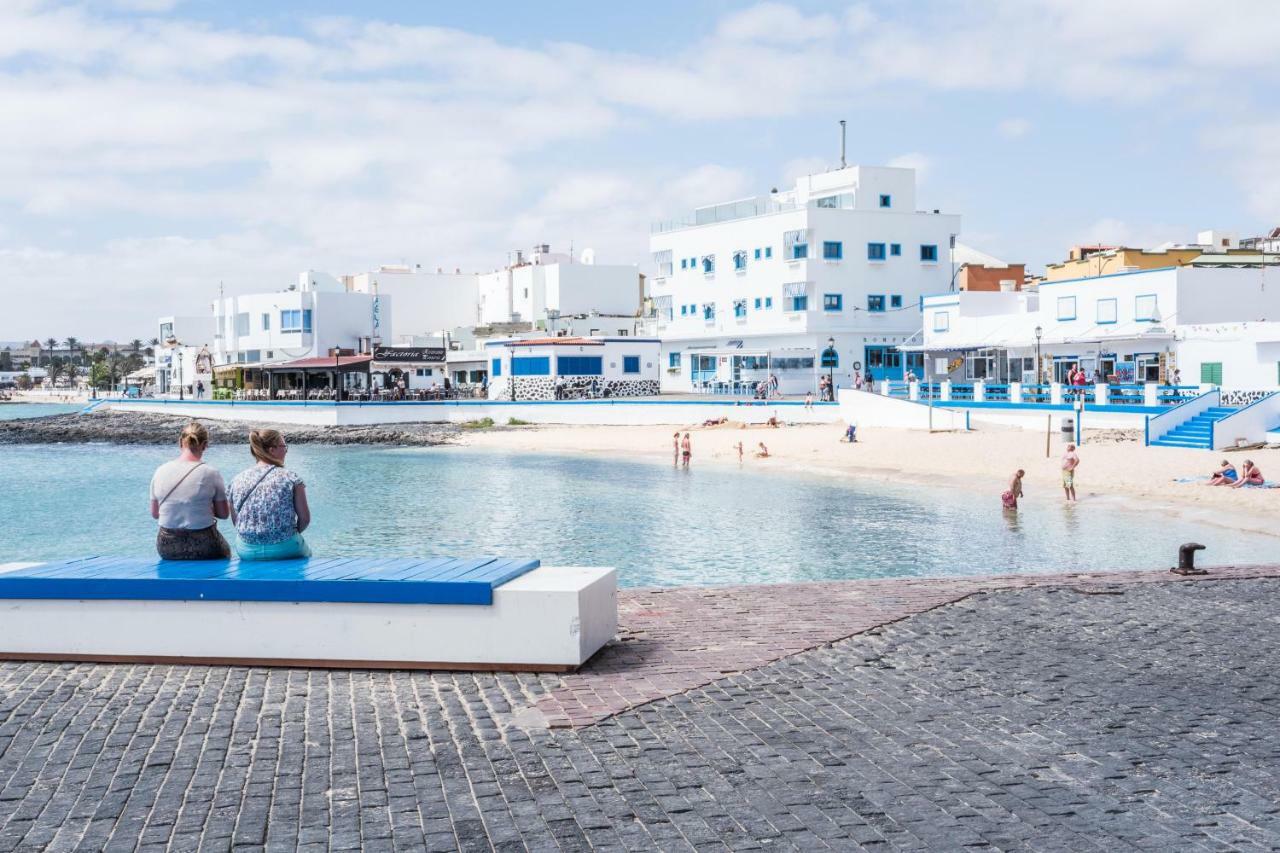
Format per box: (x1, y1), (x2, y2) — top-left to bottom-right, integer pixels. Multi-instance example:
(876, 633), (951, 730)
(491, 358), (502, 377)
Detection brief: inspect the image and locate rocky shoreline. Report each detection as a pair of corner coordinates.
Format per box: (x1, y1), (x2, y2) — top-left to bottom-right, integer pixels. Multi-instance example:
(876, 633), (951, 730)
(0, 410), (460, 446)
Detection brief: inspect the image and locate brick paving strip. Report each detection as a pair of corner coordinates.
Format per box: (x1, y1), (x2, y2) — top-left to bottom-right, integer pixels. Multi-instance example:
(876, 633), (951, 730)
(535, 564), (1280, 728)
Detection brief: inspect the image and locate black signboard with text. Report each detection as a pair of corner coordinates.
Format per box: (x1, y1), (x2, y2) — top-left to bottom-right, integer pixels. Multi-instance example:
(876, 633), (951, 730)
(372, 346), (446, 363)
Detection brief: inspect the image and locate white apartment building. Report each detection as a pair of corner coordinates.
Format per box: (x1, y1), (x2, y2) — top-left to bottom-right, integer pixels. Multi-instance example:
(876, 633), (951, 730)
(347, 265), (477, 343)
(477, 245), (641, 326)
(917, 261), (1280, 388)
(155, 315), (217, 394)
(211, 272), (389, 367)
(649, 165), (960, 394)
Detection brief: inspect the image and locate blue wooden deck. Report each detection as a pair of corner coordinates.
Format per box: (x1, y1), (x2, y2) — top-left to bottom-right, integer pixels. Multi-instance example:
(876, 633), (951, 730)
(0, 556), (541, 605)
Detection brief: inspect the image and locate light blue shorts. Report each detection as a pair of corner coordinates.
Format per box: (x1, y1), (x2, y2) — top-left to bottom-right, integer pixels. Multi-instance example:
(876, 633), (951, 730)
(235, 533), (311, 561)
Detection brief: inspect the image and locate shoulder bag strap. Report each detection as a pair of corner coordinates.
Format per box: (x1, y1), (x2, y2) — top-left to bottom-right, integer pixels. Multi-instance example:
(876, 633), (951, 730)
(157, 462), (205, 508)
(234, 466), (278, 516)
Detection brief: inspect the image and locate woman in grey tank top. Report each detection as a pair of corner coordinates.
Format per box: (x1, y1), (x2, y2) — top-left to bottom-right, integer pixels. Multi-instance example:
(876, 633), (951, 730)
(149, 421), (231, 560)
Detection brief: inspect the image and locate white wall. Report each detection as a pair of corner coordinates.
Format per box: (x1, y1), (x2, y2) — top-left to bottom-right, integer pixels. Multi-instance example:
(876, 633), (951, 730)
(1177, 324), (1280, 389)
(211, 290), (385, 365)
(349, 270), (477, 341)
(837, 388), (969, 430)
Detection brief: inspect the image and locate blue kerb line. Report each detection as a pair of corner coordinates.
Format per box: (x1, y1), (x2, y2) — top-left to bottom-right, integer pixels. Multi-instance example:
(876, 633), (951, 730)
(99, 398), (841, 408)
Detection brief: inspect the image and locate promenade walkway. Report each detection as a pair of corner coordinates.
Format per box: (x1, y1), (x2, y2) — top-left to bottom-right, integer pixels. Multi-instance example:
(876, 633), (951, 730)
(1, 567), (1278, 850)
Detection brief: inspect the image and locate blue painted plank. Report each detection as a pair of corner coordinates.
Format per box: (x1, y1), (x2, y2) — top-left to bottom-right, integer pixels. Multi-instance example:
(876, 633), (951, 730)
(0, 554), (541, 605)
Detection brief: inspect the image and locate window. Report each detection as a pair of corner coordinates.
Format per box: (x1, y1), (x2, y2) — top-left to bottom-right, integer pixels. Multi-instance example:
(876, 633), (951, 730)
(890, 243), (901, 256)
(234, 313), (250, 336)
(764, 247), (772, 259)
(879, 194), (891, 208)
(753, 298), (762, 309)
(934, 311), (950, 332)
(1201, 362), (1222, 385)
(754, 248), (761, 260)
(261, 313), (270, 331)
(867, 243), (887, 261)
(416, 368), (431, 377)
(823, 294), (843, 311)
(1135, 294), (1159, 322)
(159, 322), (173, 340)
(868, 295), (886, 312)
(701, 255), (715, 274)
(920, 244), (938, 262)
(654, 249), (673, 277)
(512, 356), (550, 376)
(765, 297), (773, 309)
(244, 350), (260, 363)
(822, 241), (843, 260)
(786, 295), (808, 311)
(703, 304), (715, 321)
(681, 258), (687, 270)
(302, 310), (312, 333)
(733, 250), (747, 271)
(791, 242), (808, 260)
(1056, 296), (1077, 321)
(1096, 298), (1117, 324)
(816, 196), (839, 208)
(491, 358), (502, 377)
(280, 310), (304, 333)
(623, 356), (640, 374)
(890, 295), (902, 308)
(784, 230), (808, 260)
(733, 299), (747, 318)
(668, 352), (681, 369)
(557, 356), (602, 376)
(680, 305), (687, 316)
(688, 304), (696, 314)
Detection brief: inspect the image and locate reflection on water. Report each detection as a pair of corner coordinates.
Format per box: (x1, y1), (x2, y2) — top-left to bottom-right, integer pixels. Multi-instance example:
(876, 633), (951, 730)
(0, 443), (1275, 588)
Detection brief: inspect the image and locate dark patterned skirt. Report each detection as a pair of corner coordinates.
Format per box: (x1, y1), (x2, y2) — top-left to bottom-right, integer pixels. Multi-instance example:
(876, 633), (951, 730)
(156, 525), (232, 560)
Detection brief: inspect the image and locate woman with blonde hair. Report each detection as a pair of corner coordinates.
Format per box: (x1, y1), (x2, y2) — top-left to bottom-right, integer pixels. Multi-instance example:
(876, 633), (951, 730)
(149, 421), (231, 560)
(227, 428), (312, 560)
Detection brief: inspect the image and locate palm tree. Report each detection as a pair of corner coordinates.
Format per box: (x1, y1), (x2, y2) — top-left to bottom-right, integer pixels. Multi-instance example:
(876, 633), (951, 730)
(44, 337), (57, 366)
(64, 337), (80, 367)
(130, 338), (143, 355)
(44, 360), (64, 387)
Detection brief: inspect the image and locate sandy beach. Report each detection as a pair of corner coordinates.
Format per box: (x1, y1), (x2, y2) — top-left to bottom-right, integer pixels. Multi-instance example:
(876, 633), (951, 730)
(461, 420), (1280, 538)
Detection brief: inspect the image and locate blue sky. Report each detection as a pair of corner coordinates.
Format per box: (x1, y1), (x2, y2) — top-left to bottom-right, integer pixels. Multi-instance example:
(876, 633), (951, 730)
(2, 0), (1279, 340)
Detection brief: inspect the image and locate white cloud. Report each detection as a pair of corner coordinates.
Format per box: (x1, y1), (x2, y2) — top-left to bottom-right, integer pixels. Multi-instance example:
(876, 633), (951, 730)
(997, 118), (1031, 138)
(2, 1), (1280, 337)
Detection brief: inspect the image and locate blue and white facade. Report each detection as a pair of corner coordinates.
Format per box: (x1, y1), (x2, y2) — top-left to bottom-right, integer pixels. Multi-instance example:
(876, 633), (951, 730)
(917, 264), (1280, 389)
(486, 337), (661, 401)
(649, 166), (960, 394)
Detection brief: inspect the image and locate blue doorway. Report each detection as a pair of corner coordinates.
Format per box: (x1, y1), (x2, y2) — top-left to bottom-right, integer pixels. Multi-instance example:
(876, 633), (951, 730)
(864, 346), (903, 380)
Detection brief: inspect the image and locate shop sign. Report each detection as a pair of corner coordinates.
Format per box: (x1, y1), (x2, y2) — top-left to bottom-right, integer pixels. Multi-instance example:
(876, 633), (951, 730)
(373, 346), (445, 362)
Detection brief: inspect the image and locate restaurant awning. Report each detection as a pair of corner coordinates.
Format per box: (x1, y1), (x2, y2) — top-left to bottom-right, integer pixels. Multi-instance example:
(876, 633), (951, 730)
(262, 356), (373, 371)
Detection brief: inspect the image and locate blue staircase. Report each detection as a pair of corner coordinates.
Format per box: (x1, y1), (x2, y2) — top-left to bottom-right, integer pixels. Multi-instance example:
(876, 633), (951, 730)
(1149, 406), (1236, 449)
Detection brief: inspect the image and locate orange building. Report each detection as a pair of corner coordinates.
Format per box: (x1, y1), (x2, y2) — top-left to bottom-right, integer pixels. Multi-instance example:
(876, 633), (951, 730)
(956, 263), (1027, 292)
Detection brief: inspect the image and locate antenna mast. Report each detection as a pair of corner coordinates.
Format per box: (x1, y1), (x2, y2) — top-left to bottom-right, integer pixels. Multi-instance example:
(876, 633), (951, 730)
(839, 120), (847, 168)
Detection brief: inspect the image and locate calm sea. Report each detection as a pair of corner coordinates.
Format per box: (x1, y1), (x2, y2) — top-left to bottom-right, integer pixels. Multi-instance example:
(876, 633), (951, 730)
(0, 443), (1273, 587)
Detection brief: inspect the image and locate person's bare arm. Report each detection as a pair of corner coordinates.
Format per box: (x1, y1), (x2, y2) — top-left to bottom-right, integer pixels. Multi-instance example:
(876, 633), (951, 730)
(212, 499), (230, 520)
(150, 498), (160, 520)
(293, 483), (311, 533)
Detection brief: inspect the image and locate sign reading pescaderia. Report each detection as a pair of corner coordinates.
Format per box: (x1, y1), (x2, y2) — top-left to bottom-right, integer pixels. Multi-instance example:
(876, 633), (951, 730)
(372, 346), (446, 363)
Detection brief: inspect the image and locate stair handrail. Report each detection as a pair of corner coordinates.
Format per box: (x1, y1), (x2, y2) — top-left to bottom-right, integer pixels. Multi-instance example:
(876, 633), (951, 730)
(1206, 390), (1280, 451)
(1144, 387), (1219, 446)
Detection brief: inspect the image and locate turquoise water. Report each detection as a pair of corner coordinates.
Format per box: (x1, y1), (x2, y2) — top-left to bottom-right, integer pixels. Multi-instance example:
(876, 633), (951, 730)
(0, 443), (1274, 587)
(0, 403), (80, 420)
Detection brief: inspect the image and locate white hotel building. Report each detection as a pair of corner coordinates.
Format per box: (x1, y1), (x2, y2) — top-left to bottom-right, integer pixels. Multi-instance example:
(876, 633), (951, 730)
(649, 165), (960, 394)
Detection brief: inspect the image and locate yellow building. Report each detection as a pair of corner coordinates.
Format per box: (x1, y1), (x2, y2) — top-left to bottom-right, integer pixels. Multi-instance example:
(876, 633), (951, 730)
(1043, 246), (1206, 282)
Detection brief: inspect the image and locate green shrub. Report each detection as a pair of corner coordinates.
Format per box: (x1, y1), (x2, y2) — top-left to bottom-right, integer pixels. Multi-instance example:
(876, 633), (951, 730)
(507, 417), (531, 426)
(460, 417), (495, 429)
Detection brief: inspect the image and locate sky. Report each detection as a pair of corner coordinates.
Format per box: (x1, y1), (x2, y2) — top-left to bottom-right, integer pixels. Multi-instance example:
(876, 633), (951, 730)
(2, 0), (1280, 341)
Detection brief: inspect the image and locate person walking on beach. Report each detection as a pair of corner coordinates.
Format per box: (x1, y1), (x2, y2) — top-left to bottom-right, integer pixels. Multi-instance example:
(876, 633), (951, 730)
(735, 441), (744, 462)
(1061, 443), (1080, 502)
(228, 428), (311, 560)
(805, 391), (813, 410)
(681, 433), (691, 468)
(1002, 469), (1025, 510)
(672, 431), (681, 466)
(149, 421), (231, 560)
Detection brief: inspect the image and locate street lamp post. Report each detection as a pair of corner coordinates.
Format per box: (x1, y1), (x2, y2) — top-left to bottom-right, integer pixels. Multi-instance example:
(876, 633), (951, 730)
(821, 336), (837, 402)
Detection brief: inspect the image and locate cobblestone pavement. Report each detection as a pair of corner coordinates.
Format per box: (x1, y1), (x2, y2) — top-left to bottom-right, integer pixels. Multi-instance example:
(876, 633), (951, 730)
(3, 576), (1280, 850)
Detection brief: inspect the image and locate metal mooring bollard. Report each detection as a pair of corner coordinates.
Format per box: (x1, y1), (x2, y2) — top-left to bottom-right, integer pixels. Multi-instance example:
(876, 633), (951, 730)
(1170, 542), (1208, 576)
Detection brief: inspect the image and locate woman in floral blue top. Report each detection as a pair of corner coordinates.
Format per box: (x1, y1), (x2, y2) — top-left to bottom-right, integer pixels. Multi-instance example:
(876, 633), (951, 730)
(227, 428), (312, 560)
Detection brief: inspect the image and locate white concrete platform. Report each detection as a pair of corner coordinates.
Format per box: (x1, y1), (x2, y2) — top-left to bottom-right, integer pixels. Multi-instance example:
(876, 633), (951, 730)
(0, 564), (617, 672)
